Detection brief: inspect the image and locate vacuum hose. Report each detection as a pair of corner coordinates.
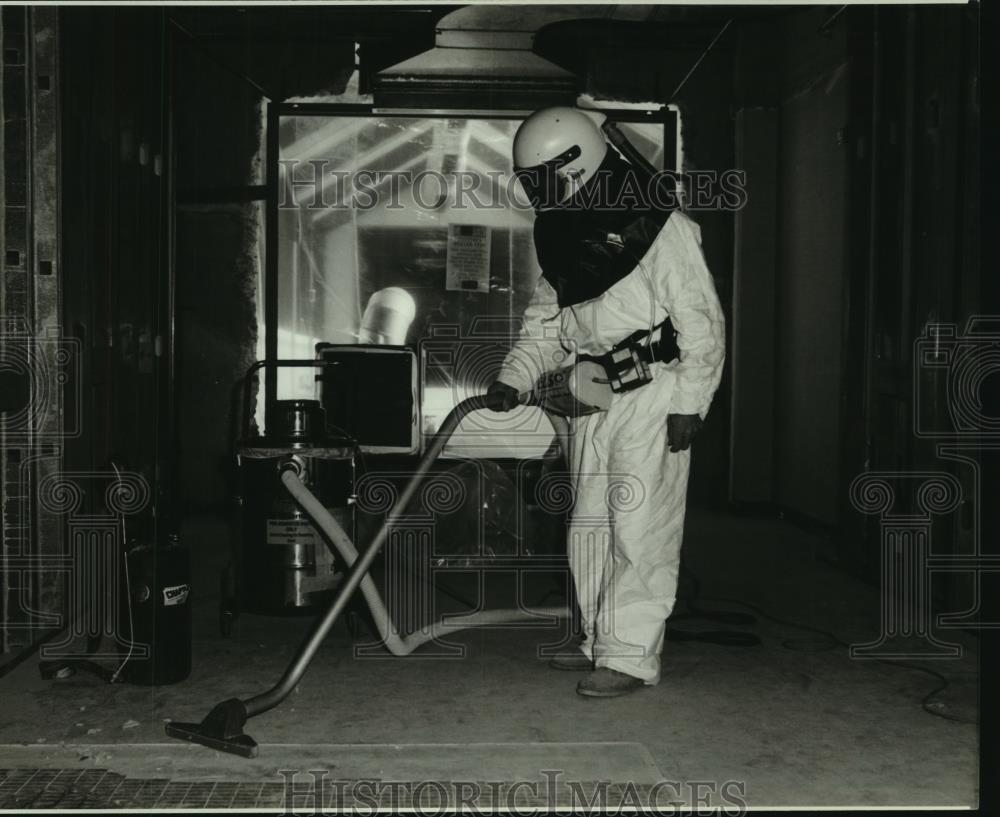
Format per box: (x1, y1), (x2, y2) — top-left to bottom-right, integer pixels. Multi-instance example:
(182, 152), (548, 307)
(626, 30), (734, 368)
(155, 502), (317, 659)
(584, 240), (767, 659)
(165, 393), (752, 757)
(244, 395), (569, 718)
(281, 468), (567, 656)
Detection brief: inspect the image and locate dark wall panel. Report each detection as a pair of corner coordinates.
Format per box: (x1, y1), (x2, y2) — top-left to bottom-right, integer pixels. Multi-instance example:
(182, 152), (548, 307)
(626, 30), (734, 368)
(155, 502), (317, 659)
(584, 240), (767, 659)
(61, 8), (166, 524)
(773, 9), (851, 526)
(730, 107), (777, 503)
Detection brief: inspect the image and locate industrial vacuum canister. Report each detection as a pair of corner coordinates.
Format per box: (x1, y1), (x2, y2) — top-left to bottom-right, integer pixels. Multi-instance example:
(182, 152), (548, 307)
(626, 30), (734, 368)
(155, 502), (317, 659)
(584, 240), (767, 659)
(120, 534), (193, 686)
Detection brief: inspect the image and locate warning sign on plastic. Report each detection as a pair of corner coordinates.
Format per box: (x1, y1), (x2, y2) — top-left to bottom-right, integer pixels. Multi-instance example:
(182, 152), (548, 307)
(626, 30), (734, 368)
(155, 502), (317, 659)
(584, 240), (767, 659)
(446, 224), (491, 292)
(267, 519), (321, 547)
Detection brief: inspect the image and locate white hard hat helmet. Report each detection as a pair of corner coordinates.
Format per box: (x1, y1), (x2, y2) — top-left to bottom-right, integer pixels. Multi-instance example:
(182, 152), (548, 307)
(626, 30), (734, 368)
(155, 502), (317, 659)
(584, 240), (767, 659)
(513, 107), (609, 208)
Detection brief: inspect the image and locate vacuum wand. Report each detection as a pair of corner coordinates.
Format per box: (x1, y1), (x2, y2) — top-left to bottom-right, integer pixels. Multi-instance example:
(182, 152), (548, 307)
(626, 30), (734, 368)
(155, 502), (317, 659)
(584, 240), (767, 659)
(244, 395), (489, 717)
(166, 394), (565, 757)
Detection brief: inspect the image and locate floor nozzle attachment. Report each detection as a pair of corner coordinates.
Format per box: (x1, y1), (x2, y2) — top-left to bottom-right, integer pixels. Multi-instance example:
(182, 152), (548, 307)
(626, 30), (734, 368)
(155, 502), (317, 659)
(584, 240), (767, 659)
(166, 397), (495, 758)
(165, 698), (258, 758)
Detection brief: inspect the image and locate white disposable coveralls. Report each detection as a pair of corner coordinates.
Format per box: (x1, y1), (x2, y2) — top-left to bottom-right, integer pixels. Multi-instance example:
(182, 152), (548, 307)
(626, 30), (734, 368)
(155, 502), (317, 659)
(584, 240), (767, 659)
(497, 211), (725, 684)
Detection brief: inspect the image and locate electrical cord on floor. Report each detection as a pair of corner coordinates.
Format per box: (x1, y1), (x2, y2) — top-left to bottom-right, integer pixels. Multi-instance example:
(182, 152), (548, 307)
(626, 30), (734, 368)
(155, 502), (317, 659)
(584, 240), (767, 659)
(667, 566), (761, 646)
(679, 566), (976, 725)
(109, 461), (133, 684)
(0, 628), (64, 680)
(4, 465), (131, 683)
(681, 567), (825, 651)
(531, 566), (763, 647)
(666, 627), (760, 647)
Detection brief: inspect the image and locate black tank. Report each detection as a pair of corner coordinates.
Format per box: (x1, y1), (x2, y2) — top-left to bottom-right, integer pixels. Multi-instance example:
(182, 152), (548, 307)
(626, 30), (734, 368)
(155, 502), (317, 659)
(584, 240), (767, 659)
(119, 534), (192, 686)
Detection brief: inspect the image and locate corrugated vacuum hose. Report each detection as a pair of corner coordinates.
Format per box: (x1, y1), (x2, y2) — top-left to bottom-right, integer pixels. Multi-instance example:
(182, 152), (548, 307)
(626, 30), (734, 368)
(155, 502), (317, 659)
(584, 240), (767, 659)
(280, 468), (568, 657)
(165, 395), (569, 758)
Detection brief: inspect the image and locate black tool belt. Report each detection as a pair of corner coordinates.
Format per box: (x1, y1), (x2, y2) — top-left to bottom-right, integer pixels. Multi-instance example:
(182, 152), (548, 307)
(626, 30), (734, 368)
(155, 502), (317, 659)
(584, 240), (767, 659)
(578, 317), (680, 394)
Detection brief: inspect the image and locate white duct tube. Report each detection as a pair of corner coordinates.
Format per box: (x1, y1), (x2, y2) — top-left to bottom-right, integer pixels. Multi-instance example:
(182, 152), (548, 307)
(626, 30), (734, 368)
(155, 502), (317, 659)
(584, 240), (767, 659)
(280, 469), (569, 656)
(358, 287), (417, 345)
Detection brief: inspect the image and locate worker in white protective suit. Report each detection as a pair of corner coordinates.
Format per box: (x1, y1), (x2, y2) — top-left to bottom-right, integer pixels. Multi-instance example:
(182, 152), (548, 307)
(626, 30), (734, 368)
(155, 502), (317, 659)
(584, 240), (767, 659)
(488, 107), (725, 698)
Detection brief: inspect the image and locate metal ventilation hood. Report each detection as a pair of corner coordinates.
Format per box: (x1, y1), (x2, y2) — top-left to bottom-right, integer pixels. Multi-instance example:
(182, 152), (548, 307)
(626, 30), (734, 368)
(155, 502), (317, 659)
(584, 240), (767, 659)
(373, 5), (627, 114)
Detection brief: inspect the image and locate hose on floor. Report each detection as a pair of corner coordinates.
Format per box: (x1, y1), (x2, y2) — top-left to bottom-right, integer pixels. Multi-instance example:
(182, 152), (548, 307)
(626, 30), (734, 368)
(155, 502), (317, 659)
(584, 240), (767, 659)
(280, 467), (569, 656)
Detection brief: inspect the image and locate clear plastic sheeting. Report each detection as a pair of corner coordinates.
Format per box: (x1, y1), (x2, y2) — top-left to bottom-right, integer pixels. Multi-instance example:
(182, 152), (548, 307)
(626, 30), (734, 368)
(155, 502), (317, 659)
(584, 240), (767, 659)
(271, 113), (666, 457)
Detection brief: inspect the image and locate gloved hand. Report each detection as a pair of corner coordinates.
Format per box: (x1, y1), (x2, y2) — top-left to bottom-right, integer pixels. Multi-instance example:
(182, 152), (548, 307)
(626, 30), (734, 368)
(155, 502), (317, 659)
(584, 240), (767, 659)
(667, 413), (703, 453)
(486, 381), (521, 412)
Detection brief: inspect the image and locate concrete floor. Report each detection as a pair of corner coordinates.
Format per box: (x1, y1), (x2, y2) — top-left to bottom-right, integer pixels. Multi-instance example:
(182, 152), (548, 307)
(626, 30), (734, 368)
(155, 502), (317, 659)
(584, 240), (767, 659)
(0, 510), (979, 809)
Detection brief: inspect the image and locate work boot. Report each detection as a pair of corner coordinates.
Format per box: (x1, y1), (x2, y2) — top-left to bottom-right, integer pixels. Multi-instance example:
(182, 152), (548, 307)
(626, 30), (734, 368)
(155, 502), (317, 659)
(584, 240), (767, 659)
(548, 652), (593, 671)
(576, 667), (645, 698)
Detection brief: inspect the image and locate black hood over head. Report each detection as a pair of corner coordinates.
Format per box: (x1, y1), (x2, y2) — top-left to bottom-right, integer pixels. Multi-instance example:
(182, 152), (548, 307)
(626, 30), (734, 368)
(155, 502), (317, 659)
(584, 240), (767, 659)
(532, 147), (678, 308)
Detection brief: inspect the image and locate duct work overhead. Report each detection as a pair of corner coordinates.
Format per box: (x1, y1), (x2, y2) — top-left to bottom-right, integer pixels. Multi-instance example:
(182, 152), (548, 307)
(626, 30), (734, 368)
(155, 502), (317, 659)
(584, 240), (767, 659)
(373, 5), (633, 113)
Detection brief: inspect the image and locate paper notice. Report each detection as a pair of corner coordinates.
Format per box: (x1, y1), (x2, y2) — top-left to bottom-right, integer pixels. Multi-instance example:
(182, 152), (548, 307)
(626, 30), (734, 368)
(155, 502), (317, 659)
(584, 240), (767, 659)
(446, 224), (491, 292)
